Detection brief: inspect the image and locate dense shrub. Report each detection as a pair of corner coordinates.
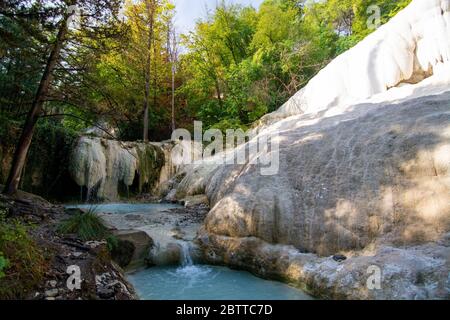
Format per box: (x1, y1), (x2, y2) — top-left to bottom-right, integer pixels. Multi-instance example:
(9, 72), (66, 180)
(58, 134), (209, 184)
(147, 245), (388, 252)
(0, 213), (48, 299)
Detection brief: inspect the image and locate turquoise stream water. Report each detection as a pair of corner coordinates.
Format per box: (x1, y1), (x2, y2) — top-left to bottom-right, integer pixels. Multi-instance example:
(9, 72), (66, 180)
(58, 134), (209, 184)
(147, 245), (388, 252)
(65, 202), (312, 300)
(65, 202), (181, 214)
(127, 265), (312, 300)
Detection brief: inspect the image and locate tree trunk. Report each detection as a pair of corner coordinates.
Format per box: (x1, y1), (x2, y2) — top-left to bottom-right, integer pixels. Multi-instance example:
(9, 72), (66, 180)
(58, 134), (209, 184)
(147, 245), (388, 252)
(215, 78), (224, 108)
(143, 51), (150, 142)
(143, 35), (151, 142)
(153, 35), (158, 115)
(3, 9), (72, 195)
(171, 66), (175, 131)
(143, 30), (151, 142)
(168, 20), (176, 132)
(143, 0), (155, 142)
(143, 99), (149, 142)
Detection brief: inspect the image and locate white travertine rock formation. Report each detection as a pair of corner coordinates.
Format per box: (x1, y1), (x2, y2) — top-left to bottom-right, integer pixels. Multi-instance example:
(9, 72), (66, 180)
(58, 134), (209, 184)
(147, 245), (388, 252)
(171, 0), (450, 299)
(261, 0), (450, 123)
(70, 137), (167, 201)
(182, 86), (450, 254)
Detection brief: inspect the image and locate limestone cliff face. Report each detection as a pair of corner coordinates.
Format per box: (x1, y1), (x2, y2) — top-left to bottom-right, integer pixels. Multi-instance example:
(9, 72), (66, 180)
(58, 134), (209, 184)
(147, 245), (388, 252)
(70, 137), (171, 201)
(171, 0), (450, 298)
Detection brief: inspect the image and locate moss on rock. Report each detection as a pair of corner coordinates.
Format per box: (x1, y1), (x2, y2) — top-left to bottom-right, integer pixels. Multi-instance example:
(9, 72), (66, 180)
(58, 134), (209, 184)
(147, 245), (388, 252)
(136, 144), (165, 193)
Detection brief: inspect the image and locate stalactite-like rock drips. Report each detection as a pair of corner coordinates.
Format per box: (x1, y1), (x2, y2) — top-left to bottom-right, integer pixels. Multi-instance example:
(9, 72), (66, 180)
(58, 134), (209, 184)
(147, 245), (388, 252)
(70, 137), (169, 201)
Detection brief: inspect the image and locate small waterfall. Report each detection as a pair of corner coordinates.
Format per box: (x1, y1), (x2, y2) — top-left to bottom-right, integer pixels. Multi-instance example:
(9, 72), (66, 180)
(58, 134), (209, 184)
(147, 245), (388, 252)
(179, 241), (193, 267)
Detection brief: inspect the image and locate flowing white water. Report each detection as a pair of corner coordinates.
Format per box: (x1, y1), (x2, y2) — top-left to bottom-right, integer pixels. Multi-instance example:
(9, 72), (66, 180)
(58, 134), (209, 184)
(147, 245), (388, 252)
(178, 241), (193, 267)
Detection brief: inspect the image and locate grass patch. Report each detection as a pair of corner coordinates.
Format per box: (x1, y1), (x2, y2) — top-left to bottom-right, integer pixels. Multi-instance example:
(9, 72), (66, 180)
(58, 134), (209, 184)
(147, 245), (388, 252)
(58, 207), (121, 270)
(0, 212), (48, 299)
(58, 207), (110, 242)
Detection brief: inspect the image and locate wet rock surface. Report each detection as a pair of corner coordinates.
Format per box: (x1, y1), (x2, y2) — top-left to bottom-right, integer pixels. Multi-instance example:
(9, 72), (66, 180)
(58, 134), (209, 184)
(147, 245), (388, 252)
(198, 231), (450, 300)
(98, 202), (209, 266)
(0, 193), (136, 300)
(98, 202), (208, 231)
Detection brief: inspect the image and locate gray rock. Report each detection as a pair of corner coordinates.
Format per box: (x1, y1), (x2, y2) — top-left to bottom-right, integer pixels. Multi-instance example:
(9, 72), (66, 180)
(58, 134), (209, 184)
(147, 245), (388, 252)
(333, 255), (347, 262)
(45, 289), (59, 298)
(164, 189), (178, 202)
(47, 280), (58, 288)
(72, 252), (83, 258)
(181, 195), (209, 208)
(97, 287), (115, 299)
(176, 85), (450, 299)
(112, 230), (153, 270)
(85, 240), (107, 249)
(199, 232), (450, 300)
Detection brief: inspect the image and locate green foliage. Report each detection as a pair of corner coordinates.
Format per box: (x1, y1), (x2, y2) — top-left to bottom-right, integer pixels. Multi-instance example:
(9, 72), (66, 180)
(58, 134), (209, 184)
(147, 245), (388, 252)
(179, 0), (413, 131)
(106, 235), (119, 252)
(0, 0), (415, 194)
(309, 0), (413, 51)
(0, 210), (9, 279)
(211, 118), (249, 134)
(0, 114), (21, 144)
(84, 0), (177, 141)
(58, 208), (120, 257)
(58, 207), (110, 242)
(180, 0), (334, 130)
(0, 215), (48, 299)
(0, 253), (8, 279)
(0, 115), (81, 201)
(1, 0), (124, 122)
(0, 3), (47, 118)
(1, 0), (414, 155)
(27, 119), (78, 195)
